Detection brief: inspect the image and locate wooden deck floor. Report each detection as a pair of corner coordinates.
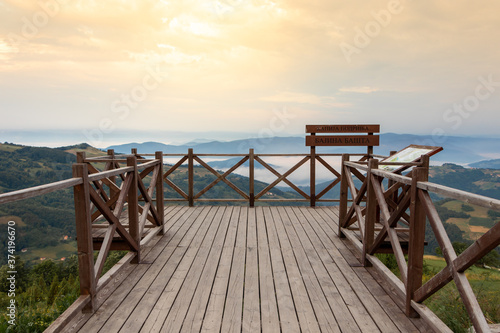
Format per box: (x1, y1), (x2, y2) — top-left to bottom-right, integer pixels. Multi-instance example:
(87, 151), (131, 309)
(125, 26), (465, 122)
(64, 206), (435, 333)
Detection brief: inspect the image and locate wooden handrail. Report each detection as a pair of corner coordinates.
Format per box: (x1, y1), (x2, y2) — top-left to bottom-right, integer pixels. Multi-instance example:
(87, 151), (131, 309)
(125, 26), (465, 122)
(161, 150), (371, 206)
(342, 157), (499, 333)
(0, 178), (83, 205)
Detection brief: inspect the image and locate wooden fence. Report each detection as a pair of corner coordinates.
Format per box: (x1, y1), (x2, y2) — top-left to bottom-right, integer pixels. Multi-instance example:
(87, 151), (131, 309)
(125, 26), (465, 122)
(0, 150), (165, 323)
(0, 148), (499, 332)
(338, 154), (500, 333)
(140, 148), (368, 207)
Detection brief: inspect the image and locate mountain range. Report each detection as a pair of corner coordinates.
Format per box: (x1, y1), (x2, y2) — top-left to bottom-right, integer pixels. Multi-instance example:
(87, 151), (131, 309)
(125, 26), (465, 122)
(107, 133), (500, 166)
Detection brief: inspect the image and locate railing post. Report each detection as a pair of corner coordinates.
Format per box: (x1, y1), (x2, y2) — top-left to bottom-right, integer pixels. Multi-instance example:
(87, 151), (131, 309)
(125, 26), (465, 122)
(363, 158), (378, 266)
(310, 136), (316, 207)
(77, 151), (86, 164)
(127, 156), (140, 263)
(72, 163), (96, 313)
(338, 154), (350, 238)
(249, 149), (255, 207)
(406, 155), (429, 317)
(131, 148), (137, 156)
(188, 148), (194, 207)
(155, 151), (165, 233)
(387, 150), (398, 212)
(107, 149), (118, 200)
(367, 132), (374, 157)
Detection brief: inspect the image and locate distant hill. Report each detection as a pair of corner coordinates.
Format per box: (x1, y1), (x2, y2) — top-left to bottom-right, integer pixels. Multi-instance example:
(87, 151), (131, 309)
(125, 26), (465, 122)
(429, 163), (500, 198)
(0, 143), (82, 265)
(107, 133), (500, 165)
(107, 137), (308, 155)
(469, 159), (500, 169)
(206, 157), (278, 170)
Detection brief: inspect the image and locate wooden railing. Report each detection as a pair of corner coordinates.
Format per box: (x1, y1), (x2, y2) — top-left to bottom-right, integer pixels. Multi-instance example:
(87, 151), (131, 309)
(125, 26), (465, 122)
(0, 151), (165, 323)
(73, 151), (164, 311)
(339, 154), (500, 333)
(139, 148), (369, 206)
(1, 147), (499, 332)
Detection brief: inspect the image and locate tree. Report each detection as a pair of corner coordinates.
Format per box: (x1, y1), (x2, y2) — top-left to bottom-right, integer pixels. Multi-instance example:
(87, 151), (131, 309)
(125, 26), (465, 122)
(461, 204), (474, 212)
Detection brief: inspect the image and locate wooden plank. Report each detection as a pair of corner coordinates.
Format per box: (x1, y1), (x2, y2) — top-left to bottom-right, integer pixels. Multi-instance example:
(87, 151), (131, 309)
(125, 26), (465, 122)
(319, 207), (452, 333)
(454, 220), (500, 272)
(306, 124), (380, 133)
(117, 208), (209, 333)
(255, 207), (280, 333)
(88, 182), (138, 252)
(181, 207), (235, 332)
(72, 164), (96, 312)
(305, 207), (404, 333)
(311, 142), (316, 207)
(44, 296), (90, 333)
(417, 191), (490, 333)
(270, 207), (321, 333)
(94, 224), (117, 279)
(87, 167), (134, 182)
(201, 207), (242, 332)
(287, 207), (364, 333)
(137, 206), (220, 333)
(417, 181), (500, 211)
(80, 206), (206, 332)
(188, 148), (194, 206)
(249, 149), (255, 207)
(140, 226), (163, 247)
(277, 206), (341, 333)
(316, 207), (433, 332)
(193, 156), (249, 200)
(158, 206), (227, 332)
(306, 135), (379, 147)
(254, 156), (310, 200)
(338, 224), (435, 333)
(242, 207), (261, 332)
(220, 207), (247, 333)
(372, 178), (408, 285)
(72, 206), (195, 332)
(0, 177), (82, 205)
(262, 207), (301, 333)
(406, 167), (428, 316)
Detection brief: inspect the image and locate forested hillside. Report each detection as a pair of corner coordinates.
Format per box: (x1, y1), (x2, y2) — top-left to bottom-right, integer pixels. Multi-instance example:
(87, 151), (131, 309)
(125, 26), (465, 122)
(0, 143), (102, 266)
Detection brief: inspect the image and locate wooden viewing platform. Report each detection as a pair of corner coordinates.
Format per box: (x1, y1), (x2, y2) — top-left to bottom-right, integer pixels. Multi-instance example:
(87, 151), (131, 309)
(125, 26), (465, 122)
(61, 205), (435, 333)
(2, 125), (499, 332)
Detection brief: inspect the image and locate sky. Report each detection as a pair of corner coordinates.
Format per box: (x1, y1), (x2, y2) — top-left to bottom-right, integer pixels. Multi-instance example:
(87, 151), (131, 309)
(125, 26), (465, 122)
(1, 0), (500, 147)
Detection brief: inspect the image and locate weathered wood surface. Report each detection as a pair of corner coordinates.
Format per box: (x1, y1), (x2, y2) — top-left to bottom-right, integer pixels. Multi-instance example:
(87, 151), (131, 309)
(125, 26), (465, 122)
(306, 124), (381, 133)
(306, 135), (380, 147)
(60, 206), (440, 333)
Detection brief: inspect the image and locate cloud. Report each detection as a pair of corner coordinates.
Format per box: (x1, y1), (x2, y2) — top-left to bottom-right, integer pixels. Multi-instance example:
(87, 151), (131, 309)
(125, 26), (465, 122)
(339, 86), (379, 94)
(261, 91), (350, 108)
(0, 38), (17, 60)
(1, 0), (500, 139)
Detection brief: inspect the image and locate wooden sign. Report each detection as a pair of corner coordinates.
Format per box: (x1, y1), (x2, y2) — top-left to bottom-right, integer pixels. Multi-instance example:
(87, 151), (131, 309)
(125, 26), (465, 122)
(379, 144), (443, 172)
(306, 135), (379, 147)
(306, 124), (380, 134)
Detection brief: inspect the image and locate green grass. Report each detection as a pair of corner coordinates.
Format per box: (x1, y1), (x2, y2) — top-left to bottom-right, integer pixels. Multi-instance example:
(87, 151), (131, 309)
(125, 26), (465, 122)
(423, 256), (500, 332)
(424, 256), (500, 279)
(469, 216), (496, 228)
(444, 200), (490, 217)
(0, 215), (26, 227)
(440, 200), (497, 239)
(0, 143), (23, 152)
(20, 242), (77, 264)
